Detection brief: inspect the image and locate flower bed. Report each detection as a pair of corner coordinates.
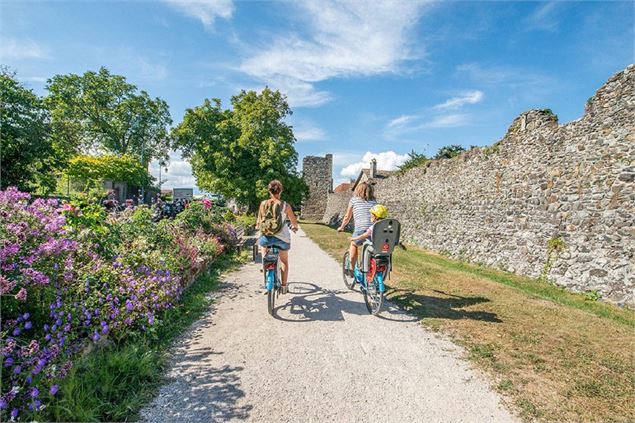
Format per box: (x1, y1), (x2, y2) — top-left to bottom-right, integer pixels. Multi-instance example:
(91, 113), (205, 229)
(0, 188), (239, 421)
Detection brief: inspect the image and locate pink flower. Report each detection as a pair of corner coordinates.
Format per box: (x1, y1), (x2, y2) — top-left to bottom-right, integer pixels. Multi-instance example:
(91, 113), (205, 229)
(27, 340), (39, 355)
(202, 198), (212, 210)
(15, 288), (27, 301)
(0, 275), (16, 294)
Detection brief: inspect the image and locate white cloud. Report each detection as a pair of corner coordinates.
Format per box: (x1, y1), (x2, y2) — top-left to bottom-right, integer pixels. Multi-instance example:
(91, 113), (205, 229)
(149, 151), (198, 190)
(384, 112), (470, 139)
(425, 113), (469, 128)
(163, 0), (234, 27)
(525, 2), (562, 32)
(387, 114), (418, 129)
(294, 125), (326, 142)
(239, 0), (430, 107)
(0, 38), (48, 61)
(340, 151), (409, 179)
(433, 90), (484, 110)
(137, 58), (168, 81)
(266, 76), (333, 108)
(455, 62), (558, 105)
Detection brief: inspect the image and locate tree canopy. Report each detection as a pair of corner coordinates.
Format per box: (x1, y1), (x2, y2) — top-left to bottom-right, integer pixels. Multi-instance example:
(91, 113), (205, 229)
(0, 70), (57, 191)
(65, 155), (153, 189)
(172, 88), (306, 211)
(45, 67), (172, 165)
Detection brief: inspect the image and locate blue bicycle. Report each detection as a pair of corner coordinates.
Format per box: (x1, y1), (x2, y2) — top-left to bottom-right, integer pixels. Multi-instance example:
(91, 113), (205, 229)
(262, 246), (282, 315)
(342, 219), (401, 315)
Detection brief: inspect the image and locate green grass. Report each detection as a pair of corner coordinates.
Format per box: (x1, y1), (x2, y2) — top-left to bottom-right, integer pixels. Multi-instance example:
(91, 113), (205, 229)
(46, 254), (245, 422)
(301, 222), (635, 422)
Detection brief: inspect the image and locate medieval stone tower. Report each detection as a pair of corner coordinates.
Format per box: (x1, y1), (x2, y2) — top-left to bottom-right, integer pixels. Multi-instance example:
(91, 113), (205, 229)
(301, 154), (333, 220)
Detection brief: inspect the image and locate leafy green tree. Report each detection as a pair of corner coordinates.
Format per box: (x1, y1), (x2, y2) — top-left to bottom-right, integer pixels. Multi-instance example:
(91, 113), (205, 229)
(434, 144), (466, 159)
(65, 154), (153, 191)
(45, 67), (172, 165)
(173, 88), (306, 211)
(0, 70), (57, 191)
(398, 150), (428, 173)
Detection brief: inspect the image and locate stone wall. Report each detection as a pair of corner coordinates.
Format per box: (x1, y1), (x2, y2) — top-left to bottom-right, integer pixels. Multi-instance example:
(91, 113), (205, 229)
(301, 154), (333, 220)
(322, 191), (353, 227)
(372, 65), (634, 306)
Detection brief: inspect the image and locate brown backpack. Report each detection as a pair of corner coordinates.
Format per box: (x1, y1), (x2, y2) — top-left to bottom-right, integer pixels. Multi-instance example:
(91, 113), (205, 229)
(259, 200), (284, 235)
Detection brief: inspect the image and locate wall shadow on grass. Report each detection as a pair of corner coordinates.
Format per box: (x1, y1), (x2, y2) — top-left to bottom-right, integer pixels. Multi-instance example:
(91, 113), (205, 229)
(388, 288), (502, 323)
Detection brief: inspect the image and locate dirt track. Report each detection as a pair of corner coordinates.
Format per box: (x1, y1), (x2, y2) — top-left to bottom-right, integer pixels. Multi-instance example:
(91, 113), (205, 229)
(140, 227), (517, 422)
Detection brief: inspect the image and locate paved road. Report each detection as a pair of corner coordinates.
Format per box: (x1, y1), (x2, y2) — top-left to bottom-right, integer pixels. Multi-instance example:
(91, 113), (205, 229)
(140, 227), (517, 422)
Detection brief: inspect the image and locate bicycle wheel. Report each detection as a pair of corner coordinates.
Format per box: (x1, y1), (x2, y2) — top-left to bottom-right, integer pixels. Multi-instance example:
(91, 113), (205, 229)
(266, 271), (276, 316)
(342, 251), (355, 290)
(363, 276), (384, 315)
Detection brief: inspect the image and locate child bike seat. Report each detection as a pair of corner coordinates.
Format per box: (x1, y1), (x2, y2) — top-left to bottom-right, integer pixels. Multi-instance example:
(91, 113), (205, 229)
(371, 219), (401, 255)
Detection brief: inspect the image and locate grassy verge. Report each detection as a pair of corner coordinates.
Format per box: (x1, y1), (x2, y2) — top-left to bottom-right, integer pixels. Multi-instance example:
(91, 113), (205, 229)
(301, 223), (635, 422)
(45, 254), (245, 422)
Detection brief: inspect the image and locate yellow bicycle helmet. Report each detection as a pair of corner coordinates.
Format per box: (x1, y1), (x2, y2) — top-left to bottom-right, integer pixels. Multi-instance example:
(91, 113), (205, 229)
(370, 204), (388, 219)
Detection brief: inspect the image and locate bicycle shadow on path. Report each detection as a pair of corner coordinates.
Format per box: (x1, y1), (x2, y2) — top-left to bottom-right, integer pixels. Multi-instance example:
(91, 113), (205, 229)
(272, 282), (420, 323)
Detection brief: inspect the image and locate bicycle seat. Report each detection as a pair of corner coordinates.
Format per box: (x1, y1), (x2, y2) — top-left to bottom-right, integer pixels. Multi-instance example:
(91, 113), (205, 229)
(263, 246), (279, 264)
(263, 253), (278, 264)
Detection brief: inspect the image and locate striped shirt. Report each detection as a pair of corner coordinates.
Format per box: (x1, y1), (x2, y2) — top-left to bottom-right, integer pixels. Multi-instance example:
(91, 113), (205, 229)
(349, 196), (377, 232)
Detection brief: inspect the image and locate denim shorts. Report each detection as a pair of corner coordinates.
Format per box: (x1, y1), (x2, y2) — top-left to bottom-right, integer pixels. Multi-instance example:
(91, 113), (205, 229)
(352, 229), (367, 246)
(259, 235), (291, 251)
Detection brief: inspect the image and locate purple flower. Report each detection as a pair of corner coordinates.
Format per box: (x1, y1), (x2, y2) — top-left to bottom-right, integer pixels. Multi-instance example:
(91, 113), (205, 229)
(0, 397), (7, 409)
(4, 357), (14, 367)
(29, 387), (39, 398)
(11, 408), (19, 419)
(13, 365), (21, 374)
(12, 328), (21, 336)
(24, 321), (32, 330)
(50, 384), (59, 396)
(92, 332), (101, 342)
(28, 399), (42, 411)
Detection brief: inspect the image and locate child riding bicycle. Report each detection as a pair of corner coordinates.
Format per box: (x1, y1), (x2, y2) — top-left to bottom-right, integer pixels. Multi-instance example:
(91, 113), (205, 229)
(349, 204), (388, 245)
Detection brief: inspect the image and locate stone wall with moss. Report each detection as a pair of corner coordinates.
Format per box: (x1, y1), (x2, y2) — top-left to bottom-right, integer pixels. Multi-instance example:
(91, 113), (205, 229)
(322, 191), (353, 227)
(373, 65), (634, 306)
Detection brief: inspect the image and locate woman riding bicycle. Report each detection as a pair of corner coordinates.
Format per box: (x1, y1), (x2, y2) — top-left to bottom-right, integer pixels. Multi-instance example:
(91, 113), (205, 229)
(338, 181), (376, 275)
(256, 180), (298, 294)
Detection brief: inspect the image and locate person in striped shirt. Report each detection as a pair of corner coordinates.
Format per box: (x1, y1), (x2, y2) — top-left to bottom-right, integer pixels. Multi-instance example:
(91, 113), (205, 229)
(338, 182), (377, 274)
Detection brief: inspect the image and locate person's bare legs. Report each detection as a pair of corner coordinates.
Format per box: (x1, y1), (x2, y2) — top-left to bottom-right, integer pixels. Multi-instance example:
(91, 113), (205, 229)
(349, 242), (358, 271)
(279, 250), (289, 292)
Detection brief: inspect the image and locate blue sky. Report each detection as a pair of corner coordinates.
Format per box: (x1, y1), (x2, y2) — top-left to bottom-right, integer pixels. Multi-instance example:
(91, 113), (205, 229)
(2, 0), (633, 190)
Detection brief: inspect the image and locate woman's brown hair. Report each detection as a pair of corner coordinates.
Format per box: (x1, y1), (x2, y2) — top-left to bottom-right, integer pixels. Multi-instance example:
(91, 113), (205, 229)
(268, 180), (283, 195)
(354, 181), (375, 201)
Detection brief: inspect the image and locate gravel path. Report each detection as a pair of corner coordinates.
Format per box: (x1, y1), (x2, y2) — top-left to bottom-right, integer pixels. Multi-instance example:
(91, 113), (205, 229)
(140, 227), (517, 422)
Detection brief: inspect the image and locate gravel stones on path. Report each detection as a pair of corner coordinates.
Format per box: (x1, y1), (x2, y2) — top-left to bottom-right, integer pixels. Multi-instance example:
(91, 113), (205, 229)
(139, 228), (517, 422)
